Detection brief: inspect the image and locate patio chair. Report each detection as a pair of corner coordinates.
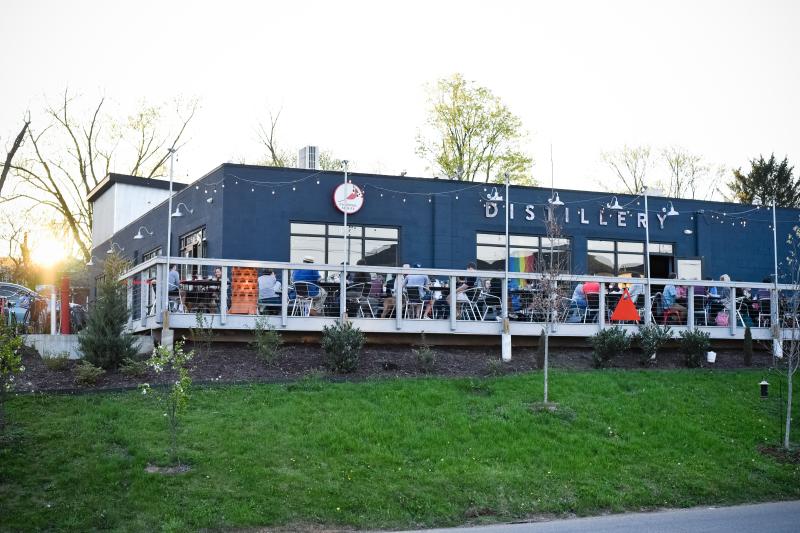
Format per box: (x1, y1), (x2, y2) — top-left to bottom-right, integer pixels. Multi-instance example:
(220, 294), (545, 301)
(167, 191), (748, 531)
(461, 287), (483, 320)
(290, 281), (322, 317)
(757, 297), (772, 327)
(583, 292), (600, 323)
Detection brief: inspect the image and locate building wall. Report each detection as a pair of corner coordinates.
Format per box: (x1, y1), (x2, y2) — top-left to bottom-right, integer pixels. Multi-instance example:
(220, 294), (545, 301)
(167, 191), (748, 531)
(90, 167), (226, 290)
(216, 164), (796, 282)
(96, 163), (799, 285)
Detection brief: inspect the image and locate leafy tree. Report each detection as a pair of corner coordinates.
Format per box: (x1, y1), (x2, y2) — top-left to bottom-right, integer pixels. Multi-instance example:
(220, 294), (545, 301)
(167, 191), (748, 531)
(0, 323), (24, 429)
(3, 91), (197, 262)
(416, 73), (533, 184)
(78, 253), (137, 369)
(729, 154), (798, 207)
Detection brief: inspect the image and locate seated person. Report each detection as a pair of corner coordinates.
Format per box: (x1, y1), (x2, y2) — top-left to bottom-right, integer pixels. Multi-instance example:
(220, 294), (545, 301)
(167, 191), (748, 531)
(258, 269), (281, 312)
(448, 262), (478, 305)
(348, 259), (372, 298)
(572, 283), (587, 310)
(405, 263), (433, 318)
(291, 256), (327, 316)
(663, 272), (686, 321)
(627, 273), (645, 303)
(583, 281), (600, 295)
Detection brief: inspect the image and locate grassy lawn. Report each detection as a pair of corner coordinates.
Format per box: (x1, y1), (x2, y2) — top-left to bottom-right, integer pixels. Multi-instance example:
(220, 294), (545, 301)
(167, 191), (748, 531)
(1, 370), (799, 531)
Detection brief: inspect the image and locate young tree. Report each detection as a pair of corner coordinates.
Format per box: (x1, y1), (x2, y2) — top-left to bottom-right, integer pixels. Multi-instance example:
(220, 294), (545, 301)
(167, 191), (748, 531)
(3, 91), (197, 262)
(729, 154), (798, 208)
(780, 225), (800, 449)
(525, 205), (570, 403)
(78, 253), (137, 369)
(416, 73), (533, 184)
(601, 145), (652, 195)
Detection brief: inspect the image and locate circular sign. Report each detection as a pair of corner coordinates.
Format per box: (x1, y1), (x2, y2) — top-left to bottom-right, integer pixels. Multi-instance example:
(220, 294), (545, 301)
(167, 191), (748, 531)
(333, 182), (364, 214)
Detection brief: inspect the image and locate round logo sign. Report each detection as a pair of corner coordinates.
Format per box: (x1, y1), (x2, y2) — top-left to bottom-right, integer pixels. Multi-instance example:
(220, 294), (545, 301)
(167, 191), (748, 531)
(333, 182), (364, 214)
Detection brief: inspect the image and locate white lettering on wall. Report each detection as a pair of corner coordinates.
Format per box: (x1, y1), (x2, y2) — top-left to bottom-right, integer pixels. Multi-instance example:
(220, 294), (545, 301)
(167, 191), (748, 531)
(525, 205), (535, 220)
(617, 211), (627, 227)
(510, 203), (515, 219)
(485, 202), (498, 218)
(565, 207), (570, 223)
(580, 208), (589, 224)
(637, 212), (647, 228)
(656, 213), (667, 229)
(599, 210), (608, 226)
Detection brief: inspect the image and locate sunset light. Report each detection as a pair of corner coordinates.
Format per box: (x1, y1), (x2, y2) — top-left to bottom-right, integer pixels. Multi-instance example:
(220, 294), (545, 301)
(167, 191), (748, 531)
(29, 234), (70, 267)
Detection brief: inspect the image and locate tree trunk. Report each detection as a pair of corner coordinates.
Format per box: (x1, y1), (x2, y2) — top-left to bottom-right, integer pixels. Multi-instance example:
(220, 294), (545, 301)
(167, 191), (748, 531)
(785, 364), (793, 450)
(543, 327), (549, 403)
(0, 119), (30, 197)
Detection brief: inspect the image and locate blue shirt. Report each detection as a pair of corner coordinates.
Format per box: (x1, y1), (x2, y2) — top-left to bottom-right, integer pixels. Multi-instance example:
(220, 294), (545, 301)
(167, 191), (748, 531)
(663, 284), (677, 308)
(292, 269), (321, 296)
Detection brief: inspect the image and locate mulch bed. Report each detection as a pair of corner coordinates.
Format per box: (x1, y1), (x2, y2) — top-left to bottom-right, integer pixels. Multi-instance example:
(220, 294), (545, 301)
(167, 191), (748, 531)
(758, 444), (800, 464)
(14, 340), (775, 394)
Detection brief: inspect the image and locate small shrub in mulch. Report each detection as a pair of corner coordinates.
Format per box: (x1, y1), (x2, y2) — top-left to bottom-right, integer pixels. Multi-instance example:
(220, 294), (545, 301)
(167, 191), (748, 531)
(42, 352), (71, 372)
(74, 361), (105, 386)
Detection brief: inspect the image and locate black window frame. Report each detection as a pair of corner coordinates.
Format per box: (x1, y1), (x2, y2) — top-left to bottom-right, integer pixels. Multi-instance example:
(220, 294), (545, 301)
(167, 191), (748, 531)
(586, 239), (673, 276)
(290, 221), (400, 267)
(476, 232), (572, 273)
(178, 227), (207, 278)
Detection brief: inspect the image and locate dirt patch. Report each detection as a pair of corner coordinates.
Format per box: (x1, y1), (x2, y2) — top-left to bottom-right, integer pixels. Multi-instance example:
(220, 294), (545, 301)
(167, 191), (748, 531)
(758, 444), (800, 464)
(14, 338), (774, 394)
(145, 463), (191, 475)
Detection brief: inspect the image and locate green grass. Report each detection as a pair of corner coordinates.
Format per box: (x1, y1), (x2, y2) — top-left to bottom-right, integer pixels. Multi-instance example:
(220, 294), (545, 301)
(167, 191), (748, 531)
(1, 370), (799, 531)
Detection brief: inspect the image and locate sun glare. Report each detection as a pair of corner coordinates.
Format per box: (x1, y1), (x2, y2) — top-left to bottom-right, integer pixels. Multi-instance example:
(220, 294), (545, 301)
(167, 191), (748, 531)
(30, 236), (69, 267)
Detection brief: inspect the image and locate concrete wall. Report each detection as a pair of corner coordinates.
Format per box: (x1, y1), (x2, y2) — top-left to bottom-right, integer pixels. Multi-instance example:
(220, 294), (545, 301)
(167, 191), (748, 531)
(24, 334), (154, 359)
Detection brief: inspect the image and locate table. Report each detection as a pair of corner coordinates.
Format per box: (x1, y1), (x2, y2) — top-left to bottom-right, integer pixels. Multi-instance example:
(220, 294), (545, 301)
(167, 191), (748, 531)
(181, 279), (221, 313)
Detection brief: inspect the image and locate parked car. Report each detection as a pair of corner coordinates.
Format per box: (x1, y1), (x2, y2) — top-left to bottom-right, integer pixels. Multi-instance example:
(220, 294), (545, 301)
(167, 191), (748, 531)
(0, 282), (39, 327)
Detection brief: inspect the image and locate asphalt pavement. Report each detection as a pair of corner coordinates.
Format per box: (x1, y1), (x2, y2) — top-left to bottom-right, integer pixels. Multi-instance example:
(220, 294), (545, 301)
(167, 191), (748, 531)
(400, 500), (800, 533)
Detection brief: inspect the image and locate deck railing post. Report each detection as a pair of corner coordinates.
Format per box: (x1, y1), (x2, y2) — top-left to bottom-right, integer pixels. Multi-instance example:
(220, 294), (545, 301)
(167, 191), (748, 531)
(450, 275), (457, 331)
(729, 285), (737, 336)
(644, 278), (652, 325)
(598, 282), (606, 330)
(281, 269), (289, 327)
(220, 266), (228, 325)
(687, 285), (694, 330)
(339, 264), (346, 320)
(155, 262), (164, 324)
(140, 271), (147, 327)
(395, 271), (403, 330)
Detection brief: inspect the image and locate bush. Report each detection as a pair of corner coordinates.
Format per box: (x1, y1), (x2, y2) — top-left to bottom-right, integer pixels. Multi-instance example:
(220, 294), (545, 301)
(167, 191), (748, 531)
(78, 254), (137, 369)
(633, 324), (673, 364)
(743, 326), (753, 367)
(321, 321), (364, 373)
(678, 329), (711, 368)
(251, 317), (283, 365)
(485, 358), (505, 377)
(190, 312), (216, 357)
(589, 326), (631, 368)
(43, 352), (71, 371)
(74, 361), (105, 386)
(120, 357), (149, 378)
(0, 324), (24, 428)
(412, 333), (436, 373)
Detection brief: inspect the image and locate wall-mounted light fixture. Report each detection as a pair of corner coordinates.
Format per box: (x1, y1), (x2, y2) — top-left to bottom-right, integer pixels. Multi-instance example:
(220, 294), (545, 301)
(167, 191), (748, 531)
(172, 202), (193, 218)
(106, 242), (124, 255)
(133, 226), (154, 240)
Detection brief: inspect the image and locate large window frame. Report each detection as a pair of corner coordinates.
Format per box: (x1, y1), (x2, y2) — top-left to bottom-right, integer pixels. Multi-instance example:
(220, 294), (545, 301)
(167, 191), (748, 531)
(178, 227), (206, 278)
(476, 233), (571, 273)
(290, 222), (399, 268)
(587, 239), (673, 276)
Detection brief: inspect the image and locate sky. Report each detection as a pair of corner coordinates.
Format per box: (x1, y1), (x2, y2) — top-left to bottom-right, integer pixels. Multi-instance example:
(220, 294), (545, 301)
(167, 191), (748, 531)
(1, 0), (799, 193)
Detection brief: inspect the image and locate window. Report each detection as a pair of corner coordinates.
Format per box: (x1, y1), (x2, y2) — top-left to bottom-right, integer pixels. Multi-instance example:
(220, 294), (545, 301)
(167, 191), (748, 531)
(290, 223), (398, 266)
(476, 233), (571, 273)
(587, 240), (672, 276)
(179, 227), (206, 278)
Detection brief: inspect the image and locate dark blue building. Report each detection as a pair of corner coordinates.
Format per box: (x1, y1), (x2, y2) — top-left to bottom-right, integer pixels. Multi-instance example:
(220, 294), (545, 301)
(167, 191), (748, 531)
(89, 164), (799, 286)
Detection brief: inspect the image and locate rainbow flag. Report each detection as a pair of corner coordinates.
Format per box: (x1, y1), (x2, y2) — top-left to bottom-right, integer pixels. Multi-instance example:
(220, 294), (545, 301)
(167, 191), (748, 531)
(509, 252), (536, 288)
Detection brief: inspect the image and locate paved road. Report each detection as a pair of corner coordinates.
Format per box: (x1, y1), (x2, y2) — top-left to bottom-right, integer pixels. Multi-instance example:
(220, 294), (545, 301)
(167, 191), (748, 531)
(402, 500), (800, 533)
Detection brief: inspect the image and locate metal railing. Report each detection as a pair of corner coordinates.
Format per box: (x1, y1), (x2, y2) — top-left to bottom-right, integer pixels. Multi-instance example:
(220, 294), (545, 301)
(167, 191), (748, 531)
(119, 256), (796, 340)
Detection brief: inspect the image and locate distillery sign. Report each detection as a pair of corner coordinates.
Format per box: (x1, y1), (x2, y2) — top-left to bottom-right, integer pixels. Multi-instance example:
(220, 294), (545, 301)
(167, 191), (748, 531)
(484, 202), (674, 230)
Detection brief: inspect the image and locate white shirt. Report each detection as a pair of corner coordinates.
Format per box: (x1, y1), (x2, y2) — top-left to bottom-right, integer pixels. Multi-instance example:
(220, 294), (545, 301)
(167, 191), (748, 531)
(258, 274), (280, 299)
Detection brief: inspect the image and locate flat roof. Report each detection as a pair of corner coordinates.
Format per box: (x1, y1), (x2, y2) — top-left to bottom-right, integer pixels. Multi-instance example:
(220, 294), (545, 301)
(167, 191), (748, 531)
(87, 173), (187, 203)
